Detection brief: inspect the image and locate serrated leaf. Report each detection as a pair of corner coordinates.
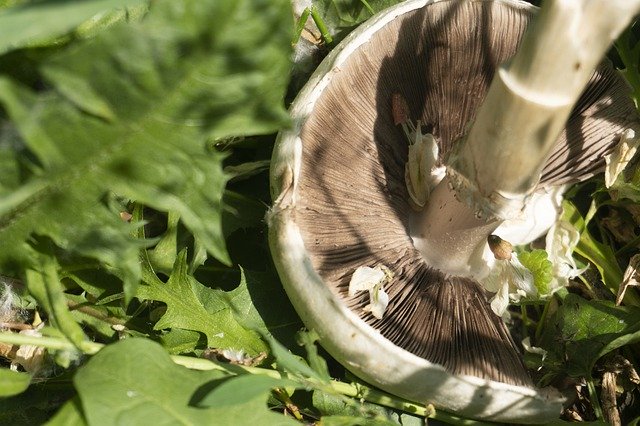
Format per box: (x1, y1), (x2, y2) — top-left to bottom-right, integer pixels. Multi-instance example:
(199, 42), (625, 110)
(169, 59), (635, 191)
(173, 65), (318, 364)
(0, 0), (146, 54)
(74, 338), (228, 426)
(197, 267), (301, 349)
(137, 250), (267, 355)
(0, 0), (292, 301)
(518, 249), (553, 295)
(0, 368), (30, 397)
(539, 293), (640, 378)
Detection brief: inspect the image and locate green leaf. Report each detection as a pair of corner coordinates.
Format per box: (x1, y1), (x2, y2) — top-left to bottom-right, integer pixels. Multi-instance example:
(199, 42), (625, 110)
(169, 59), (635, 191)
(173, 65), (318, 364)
(312, 391), (400, 424)
(137, 250), (268, 355)
(196, 374), (298, 425)
(223, 268), (301, 340)
(146, 211), (180, 275)
(0, 381), (75, 425)
(157, 328), (202, 355)
(0, 0), (292, 300)
(562, 201), (626, 300)
(0, 368), (30, 397)
(539, 293), (640, 378)
(518, 249), (553, 295)
(66, 293), (126, 340)
(45, 397), (87, 426)
(0, 0), (146, 54)
(264, 333), (328, 383)
(312, 0), (401, 42)
(25, 251), (88, 351)
(320, 415), (400, 426)
(74, 338), (228, 426)
(296, 329), (331, 381)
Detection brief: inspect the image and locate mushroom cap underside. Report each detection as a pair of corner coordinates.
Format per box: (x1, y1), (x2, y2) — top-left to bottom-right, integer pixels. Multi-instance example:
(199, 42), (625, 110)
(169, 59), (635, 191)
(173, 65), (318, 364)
(269, 0), (638, 422)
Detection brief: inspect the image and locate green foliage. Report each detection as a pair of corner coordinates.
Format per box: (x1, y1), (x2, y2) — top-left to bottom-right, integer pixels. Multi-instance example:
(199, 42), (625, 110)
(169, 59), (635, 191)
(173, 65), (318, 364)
(195, 374), (298, 425)
(296, 329), (331, 381)
(0, 369), (31, 397)
(313, 0), (400, 40)
(74, 338), (232, 425)
(562, 201), (626, 299)
(0, 0), (639, 425)
(137, 251), (268, 355)
(0, 0), (292, 302)
(0, 0), (147, 54)
(616, 23), (640, 107)
(45, 397), (86, 426)
(537, 293), (640, 379)
(518, 249), (554, 295)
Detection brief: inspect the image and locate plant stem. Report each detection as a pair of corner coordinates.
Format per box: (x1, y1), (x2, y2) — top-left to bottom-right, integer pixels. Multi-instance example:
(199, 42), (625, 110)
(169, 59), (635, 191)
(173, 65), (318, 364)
(0, 331), (102, 354)
(310, 6), (332, 45)
(293, 7), (311, 45)
(0, 332), (571, 424)
(0, 330), (473, 424)
(171, 354), (490, 424)
(66, 300), (125, 326)
(587, 379), (604, 421)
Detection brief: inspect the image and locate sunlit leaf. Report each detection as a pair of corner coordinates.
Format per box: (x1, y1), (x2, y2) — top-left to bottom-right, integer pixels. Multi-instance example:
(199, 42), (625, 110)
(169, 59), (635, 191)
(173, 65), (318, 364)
(137, 251), (268, 355)
(518, 249), (553, 295)
(74, 338), (227, 425)
(538, 293), (640, 378)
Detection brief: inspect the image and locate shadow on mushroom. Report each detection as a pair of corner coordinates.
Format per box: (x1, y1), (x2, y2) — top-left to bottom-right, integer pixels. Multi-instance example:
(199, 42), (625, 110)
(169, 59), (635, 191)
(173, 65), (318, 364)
(269, 0), (639, 422)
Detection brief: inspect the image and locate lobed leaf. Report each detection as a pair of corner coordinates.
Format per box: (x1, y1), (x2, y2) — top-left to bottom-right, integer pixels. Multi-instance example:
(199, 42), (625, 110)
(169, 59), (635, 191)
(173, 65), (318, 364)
(137, 251), (268, 355)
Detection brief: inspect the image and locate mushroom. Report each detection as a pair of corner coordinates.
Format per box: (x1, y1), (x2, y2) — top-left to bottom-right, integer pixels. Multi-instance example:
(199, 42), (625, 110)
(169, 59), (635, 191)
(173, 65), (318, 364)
(268, 0), (639, 422)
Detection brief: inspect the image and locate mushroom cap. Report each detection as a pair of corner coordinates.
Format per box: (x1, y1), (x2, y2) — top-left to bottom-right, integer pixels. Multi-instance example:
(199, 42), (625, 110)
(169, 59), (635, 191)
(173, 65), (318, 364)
(269, 0), (636, 422)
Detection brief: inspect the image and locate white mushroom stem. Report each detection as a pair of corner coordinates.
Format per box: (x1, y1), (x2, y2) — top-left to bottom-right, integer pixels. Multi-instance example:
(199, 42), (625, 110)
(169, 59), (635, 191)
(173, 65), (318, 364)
(410, 176), (499, 278)
(414, 0), (640, 276)
(447, 0), (640, 220)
